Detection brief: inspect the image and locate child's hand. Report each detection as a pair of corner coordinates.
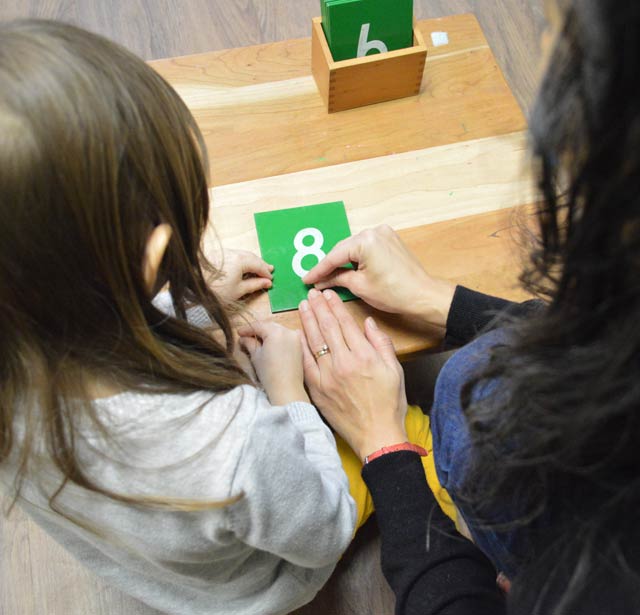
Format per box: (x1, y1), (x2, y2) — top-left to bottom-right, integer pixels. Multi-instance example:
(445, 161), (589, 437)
(207, 249), (273, 302)
(237, 321), (310, 406)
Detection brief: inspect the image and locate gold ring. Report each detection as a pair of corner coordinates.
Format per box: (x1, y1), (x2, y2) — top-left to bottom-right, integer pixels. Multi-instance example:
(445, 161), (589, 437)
(314, 344), (330, 359)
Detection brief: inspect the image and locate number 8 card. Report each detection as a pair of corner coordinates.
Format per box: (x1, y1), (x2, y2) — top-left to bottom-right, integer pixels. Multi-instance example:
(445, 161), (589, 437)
(254, 201), (356, 313)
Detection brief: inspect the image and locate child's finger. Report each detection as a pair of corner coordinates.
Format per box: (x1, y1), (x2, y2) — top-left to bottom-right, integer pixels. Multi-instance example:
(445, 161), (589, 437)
(240, 251), (273, 279)
(237, 320), (277, 341)
(238, 277), (272, 297)
(238, 336), (260, 357)
(237, 324), (257, 338)
(237, 322), (266, 339)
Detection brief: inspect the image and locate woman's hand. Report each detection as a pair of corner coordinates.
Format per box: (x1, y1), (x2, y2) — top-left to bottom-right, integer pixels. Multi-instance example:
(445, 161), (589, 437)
(237, 321), (310, 406)
(302, 225), (456, 329)
(299, 288), (408, 462)
(207, 249), (273, 303)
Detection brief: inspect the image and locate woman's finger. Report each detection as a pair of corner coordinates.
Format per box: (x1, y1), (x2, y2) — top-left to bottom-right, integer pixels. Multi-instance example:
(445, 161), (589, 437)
(300, 331), (320, 387)
(364, 317), (398, 366)
(322, 289), (369, 353)
(298, 298), (330, 360)
(313, 269), (358, 293)
(307, 289), (349, 358)
(302, 236), (359, 285)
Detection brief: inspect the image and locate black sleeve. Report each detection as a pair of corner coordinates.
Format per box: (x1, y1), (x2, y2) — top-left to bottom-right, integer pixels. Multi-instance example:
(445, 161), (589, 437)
(444, 286), (545, 348)
(362, 451), (506, 615)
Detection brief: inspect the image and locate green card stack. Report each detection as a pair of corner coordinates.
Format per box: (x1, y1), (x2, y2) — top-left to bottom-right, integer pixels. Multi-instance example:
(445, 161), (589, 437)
(320, 0), (414, 62)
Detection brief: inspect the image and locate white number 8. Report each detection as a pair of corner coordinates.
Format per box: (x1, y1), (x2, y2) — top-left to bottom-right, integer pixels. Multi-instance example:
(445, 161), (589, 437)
(292, 227), (326, 278)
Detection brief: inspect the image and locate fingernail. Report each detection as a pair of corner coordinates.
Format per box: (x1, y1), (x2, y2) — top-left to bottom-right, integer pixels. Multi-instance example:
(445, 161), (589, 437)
(268, 264), (275, 272)
(322, 289), (335, 300)
(299, 300), (309, 312)
(265, 280), (273, 288)
(308, 288), (320, 299)
(366, 317), (378, 330)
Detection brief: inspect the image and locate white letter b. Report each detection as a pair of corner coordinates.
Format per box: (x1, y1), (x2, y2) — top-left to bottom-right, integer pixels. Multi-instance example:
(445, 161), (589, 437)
(357, 23), (388, 57)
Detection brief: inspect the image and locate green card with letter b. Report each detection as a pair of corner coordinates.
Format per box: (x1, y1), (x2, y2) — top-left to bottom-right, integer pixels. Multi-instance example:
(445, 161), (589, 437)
(254, 202), (356, 313)
(321, 0), (414, 62)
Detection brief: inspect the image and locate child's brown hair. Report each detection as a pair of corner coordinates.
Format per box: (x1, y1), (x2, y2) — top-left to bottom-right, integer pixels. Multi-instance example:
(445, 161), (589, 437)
(0, 20), (250, 510)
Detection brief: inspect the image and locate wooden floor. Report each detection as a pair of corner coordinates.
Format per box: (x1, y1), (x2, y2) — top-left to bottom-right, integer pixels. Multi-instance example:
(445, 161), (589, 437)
(0, 2), (542, 614)
(1, 0), (544, 110)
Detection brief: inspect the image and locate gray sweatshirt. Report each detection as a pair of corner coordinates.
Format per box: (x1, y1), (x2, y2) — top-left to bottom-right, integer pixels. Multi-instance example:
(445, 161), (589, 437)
(9, 384), (356, 614)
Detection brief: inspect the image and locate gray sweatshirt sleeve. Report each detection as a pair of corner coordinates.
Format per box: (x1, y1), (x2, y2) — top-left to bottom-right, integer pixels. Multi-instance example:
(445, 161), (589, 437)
(227, 395), (356, 569)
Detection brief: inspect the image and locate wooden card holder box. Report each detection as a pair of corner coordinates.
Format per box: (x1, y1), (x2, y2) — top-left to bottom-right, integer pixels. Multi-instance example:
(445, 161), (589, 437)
(311, 17), (427, 113)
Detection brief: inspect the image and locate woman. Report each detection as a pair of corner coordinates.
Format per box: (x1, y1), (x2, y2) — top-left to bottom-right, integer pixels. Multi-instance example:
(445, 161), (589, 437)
(296, 0), (640, 612)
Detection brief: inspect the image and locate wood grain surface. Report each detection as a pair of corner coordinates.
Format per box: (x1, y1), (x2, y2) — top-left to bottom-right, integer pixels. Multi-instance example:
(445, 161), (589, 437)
(206, 131), (535, 356)
(208, 131), (533, 250)
(151, 15), (528, 186)
(0, 3), (543, 615)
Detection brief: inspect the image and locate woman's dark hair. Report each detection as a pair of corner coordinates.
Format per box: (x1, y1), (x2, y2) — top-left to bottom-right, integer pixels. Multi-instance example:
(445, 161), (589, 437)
(460, 0), (640, 612)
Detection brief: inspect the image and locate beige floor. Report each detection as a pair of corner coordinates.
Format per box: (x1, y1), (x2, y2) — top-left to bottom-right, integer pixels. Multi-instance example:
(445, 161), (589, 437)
(0, 2), (543, 614)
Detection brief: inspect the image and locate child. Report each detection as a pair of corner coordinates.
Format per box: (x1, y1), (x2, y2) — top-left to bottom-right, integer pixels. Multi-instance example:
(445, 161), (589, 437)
(0, 20), (355, 615)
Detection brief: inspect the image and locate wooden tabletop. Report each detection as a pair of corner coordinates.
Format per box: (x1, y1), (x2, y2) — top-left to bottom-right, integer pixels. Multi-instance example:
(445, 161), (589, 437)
(151, 13), (534, 358)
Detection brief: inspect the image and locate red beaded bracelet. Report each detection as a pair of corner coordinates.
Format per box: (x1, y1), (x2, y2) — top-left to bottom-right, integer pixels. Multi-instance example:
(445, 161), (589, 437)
(364, 442), (429, 464)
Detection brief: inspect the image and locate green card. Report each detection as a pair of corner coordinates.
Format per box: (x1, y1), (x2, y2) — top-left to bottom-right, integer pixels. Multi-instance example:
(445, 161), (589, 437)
(254, 202), (356, 313)
(321, 0), (414, 62)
